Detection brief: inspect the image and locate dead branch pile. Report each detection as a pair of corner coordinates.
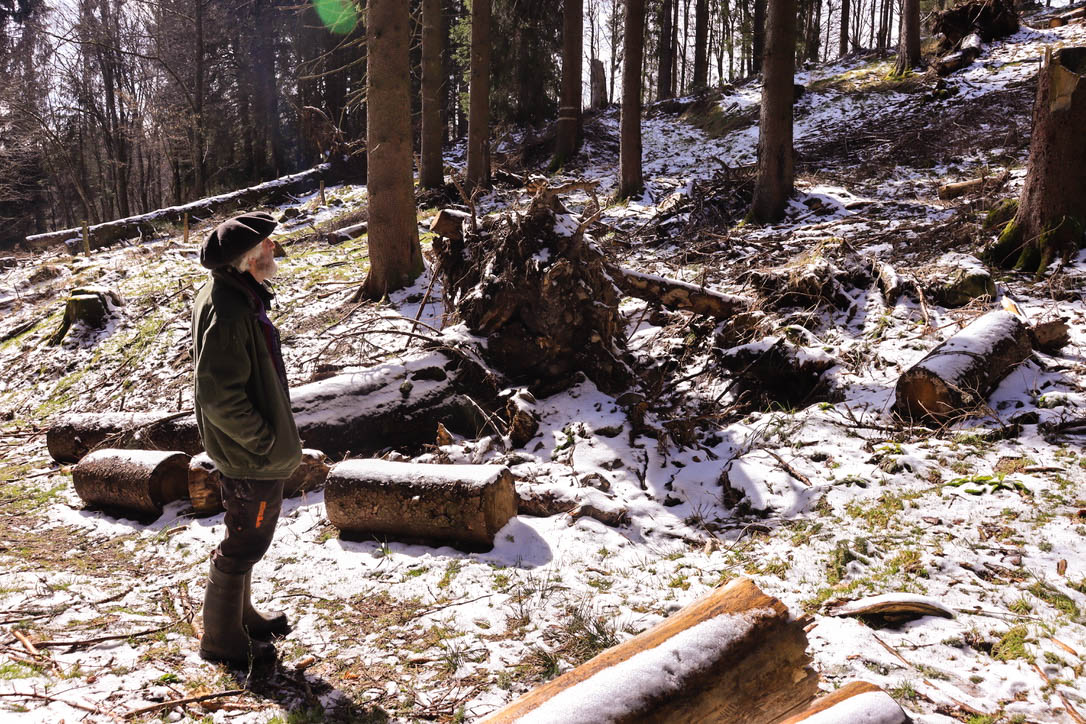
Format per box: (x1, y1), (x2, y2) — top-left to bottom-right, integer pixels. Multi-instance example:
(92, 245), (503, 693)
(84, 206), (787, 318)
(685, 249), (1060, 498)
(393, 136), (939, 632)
(931, 0), (1018, 53)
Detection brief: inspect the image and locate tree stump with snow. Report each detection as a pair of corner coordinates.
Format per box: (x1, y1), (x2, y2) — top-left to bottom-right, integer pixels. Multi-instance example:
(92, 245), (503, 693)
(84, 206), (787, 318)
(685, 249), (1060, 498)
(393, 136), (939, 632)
(188, 449), (330, 515)
(479, 577), (818, 723)
(432, 185), (633, 394)
(893, 311), (1032, 422)
(777, 682), (907, 724)
(324, 460), (517, 550)
(986, 47), (1086, 274)
(72, 449), (190, 518)
(48, 287), (124, 346)
(920, 253), (995, 307)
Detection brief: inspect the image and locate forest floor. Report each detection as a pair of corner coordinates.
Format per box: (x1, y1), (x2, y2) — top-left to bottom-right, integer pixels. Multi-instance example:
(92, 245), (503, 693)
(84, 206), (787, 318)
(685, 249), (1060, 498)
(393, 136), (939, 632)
(2, 6), (1086, 723)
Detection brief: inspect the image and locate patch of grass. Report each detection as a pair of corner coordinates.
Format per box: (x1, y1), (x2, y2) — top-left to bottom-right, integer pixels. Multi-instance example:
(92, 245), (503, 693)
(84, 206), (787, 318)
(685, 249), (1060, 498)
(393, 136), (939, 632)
(992, 625), (1031, 662)
(1027, 582), (1080, 619)
(0, 661), (43, 679)
(845, 492), (917, 529)
(438, 560), (462, 590)
(889, 680), (918, 701)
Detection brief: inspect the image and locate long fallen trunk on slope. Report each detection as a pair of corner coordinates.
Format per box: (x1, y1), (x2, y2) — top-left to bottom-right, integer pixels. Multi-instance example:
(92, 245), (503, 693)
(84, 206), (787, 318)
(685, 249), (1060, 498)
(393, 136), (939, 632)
(47, 350), (498, 464)
(609, 267), (751, 319)
(72, 449), (190, 518)
(777, 682), (907, 723)
(479, 577), (818, 724)
(893, 311), (1032, 422)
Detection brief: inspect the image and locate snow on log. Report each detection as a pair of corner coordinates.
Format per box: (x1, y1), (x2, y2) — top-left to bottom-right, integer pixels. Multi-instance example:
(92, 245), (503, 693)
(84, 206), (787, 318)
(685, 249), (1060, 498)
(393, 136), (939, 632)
(610, 267), (751, 320)
(48, 412), (202, 464)
(24, 163), (337, 252)
(72, 449), (190, 517)
(717, 336), (839, 408)
(875, 262), (910, 306)
(429, 208), (471, 240)
(479, 577), (818, 724)
(324, 460), (517, 551)
(188, 449), (330, 515)
(777, 682), (907, 724)
(893, 311), (1031, 422)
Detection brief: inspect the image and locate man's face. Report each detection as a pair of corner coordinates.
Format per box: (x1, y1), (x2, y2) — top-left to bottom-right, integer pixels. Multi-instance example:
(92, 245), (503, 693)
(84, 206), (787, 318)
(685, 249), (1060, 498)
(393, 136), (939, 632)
(250, 237), (278, 281)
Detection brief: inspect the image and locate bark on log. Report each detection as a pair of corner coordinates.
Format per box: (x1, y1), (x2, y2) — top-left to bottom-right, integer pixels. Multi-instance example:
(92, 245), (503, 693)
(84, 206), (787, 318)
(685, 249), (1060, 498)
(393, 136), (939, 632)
(610, 267), (750, 320)
(72, 449), (190, 517)
(717, 336), (838, 408)
(777, 682), (907, 724)
(188, 449), (331, 515)
(324, 460), (517, 551)
(893, 311), (1032, 422)
(875, 262), (911, 306)
(479, 577), (818, 723)
(48, 412), (203, 464)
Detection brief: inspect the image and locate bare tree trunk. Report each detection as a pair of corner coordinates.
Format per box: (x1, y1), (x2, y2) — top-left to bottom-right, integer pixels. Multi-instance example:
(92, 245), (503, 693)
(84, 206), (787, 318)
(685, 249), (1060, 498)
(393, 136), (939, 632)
(553, 0), (583, 169)
(359, 0), (423, 300)
(895, 0), (920, 72)
(419, 0), (445, 189)
(753, 0), (767, 74)
(986, 47), (1086, 275)
(619, 0), (645, 200)
(840, 0), (850, 56)
(806, 0), (822, 62)
(658, 0), (675, 100)
(751, 0), (796, 221)
(693, 0), (709, 88)
(465, 0), (491, 193)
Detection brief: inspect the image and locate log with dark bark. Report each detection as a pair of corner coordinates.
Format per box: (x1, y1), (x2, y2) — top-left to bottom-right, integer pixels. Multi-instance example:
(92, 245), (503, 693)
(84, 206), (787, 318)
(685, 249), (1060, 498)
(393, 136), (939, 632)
(432, 185), (633, 395)
(777, 682), (907, 723)
(72, 449), (190, 518)
(188, 449), (331, 515)
(717, 336), (839, 409)
(324, 460), (517, 550)
(479, 577), (818, 723)
(931, 0), (1017, 52)
(985, 47), (1086, 275)
(611, 268), (751, 320)
(48, 412), (203, 464)
(893, 311), (1032, 422)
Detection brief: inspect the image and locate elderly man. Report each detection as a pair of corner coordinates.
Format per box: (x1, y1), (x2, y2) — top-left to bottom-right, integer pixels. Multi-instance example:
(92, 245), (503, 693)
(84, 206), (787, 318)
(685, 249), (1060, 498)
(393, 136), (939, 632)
(192, 212), (302, 667)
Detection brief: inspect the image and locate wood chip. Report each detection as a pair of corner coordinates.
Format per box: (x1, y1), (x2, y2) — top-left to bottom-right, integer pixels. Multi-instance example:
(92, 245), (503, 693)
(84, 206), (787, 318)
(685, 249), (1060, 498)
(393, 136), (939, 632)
(1058, 559), (1068, 576)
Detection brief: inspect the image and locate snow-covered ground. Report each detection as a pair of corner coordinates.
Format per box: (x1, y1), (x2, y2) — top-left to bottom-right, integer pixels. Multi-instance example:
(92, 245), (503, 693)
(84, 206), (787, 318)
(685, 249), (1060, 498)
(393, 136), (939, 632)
(2, 9), (1086, 723)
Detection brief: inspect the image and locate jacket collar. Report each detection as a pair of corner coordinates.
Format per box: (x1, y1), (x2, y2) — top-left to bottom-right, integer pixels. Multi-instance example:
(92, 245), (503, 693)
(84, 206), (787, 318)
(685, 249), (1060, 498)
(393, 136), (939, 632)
(212, 267), (275, 311)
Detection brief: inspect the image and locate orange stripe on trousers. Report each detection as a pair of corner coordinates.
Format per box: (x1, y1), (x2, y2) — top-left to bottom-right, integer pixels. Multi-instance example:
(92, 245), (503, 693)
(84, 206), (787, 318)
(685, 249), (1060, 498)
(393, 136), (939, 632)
(255, 500), (267, 528)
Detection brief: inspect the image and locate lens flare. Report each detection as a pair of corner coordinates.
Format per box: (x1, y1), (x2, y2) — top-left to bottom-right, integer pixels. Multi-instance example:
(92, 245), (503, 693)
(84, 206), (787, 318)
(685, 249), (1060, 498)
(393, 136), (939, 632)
(313, 0), (358, 35)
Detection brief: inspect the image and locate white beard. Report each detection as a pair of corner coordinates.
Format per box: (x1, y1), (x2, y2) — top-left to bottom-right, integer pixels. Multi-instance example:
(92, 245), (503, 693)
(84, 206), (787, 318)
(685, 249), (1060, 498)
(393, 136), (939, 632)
(252, 254), (278, 281)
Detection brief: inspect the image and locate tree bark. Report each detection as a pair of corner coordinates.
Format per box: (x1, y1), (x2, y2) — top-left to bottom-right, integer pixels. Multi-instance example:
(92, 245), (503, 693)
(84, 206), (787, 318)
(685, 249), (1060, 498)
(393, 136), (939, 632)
(73, 449), (190, 518)
(553, 0), (584, 170)
(778, 682), (908, 723)
(618, 0), (645, 200)
(610, 266), (751, 319)
(750, 0), (796, 222)
(985, 47), (1086, 275)
(893, 311), (1032, 422)
(324, 460), (517, 551)
(465, 0), (491, 193)
(753, 0), (767, 74)
(359, 0), (423, 300)
(188, 450), (330, 515)
(658, 0), (675, 100)
(692, 0), (710, 88)
(839, 0), (850, 56)
(479, 578), (818, 723)
(419, 0), (446, 189)
(896, 0), (922, 73)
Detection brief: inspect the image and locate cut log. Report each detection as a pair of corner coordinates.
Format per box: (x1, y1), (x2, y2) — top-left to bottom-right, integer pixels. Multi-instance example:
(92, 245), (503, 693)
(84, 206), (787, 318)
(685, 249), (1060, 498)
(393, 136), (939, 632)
(893, 311), (1032, 422)
(717, 336), (838, 408)
(73, 449), (190, 517)
(1050, 8), (1086, 28)
(324, 460), (517, 551)
(875, 262), (910, 306)
(777, 682), (907, 724)
(188, 449), (331, 515)
(47, 412), (203, 464)
(1030, 319), (1070, 352)
(479, 577), (818, 723)
(429, 208), (471, 240)
(610, 267), (750, 320)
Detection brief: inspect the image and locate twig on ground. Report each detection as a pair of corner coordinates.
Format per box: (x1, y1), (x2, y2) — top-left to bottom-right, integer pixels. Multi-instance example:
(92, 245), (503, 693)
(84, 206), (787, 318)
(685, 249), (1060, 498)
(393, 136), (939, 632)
(123, 689), (247, 719)
(34, 621), (176, 649)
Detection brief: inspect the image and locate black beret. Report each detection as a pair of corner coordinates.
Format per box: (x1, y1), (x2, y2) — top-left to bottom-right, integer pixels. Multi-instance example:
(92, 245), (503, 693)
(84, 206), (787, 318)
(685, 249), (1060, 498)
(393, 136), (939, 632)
(200, 212), (278, 269)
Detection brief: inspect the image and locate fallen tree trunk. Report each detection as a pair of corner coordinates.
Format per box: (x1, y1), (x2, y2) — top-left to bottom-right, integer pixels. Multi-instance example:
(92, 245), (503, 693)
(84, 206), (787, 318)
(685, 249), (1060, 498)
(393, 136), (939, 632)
(188, 449), (330, 515)
(48, 350), (498, 464)
(777, 682), (907, 724)
(610, 267), (751, 319)
(324, 460), (517, 551)
(893, 311), (1032, 422)
(72, 449), (190, 518)
(480, 577), (817, 723)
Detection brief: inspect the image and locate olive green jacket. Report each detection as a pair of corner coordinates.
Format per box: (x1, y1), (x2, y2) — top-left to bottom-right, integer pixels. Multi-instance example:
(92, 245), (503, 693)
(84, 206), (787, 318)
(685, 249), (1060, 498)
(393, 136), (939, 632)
(191, 270), (301, 480)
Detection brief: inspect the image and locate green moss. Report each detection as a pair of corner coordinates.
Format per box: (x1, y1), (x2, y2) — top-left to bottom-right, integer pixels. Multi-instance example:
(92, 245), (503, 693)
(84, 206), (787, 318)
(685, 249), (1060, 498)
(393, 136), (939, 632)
(1027, 582), (1080, 619)
(983, 199), (1018, 230)
(984, 217), (1022, 267)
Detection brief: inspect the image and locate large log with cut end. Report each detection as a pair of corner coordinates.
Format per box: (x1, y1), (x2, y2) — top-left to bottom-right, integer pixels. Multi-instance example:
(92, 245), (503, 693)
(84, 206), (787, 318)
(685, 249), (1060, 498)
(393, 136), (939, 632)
(48, 412), (202, 464)
(325, 460), (516, 551)
(777, 682), (907, 723)
(894, 311), (1031, 422)
(480, 577), (817, 723)
(188, 449), (330, 515)
(610, 267), (750, 319)
(73, 449), (190, 517)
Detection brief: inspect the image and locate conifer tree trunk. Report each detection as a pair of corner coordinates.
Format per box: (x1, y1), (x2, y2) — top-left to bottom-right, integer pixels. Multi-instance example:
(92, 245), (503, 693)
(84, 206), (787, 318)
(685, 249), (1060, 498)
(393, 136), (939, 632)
(419, 0), (445, 189)
(553, 0), (583, 169)
(753, 0), (767, 74)
(465, 0), (490, 193)
(619, 0), (645, 199)
(693, 0), (709, 88)
(839, 0), (850, 56)
(895, 0), (920, 73)
(358, 0), (423, 300)
(986, 47), (1086, 275)
(750, 0), (796, 222)
(658, 0), (675, 100)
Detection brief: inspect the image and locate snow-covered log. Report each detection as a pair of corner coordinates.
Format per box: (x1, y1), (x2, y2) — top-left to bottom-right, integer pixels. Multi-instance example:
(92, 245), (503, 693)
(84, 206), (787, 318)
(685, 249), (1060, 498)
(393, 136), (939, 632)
(48, 412), (202, 464)
(188, 449), (330, 515)
(893, 311), (1032, 422)
(479, 577), (818, 724)
(610, 267), (751, 320)
(777, 682), (907, 724)
(324, 460), (517, 550)
(72, 449), (190, 517)
(24, 164), (336, 252)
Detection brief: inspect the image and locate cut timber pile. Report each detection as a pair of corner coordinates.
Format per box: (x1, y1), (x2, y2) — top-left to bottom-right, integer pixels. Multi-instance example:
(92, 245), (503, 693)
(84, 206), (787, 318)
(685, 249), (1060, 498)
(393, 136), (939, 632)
(894, 311), (1032, 422)
(432, 185), (633, 394)
(188, 449), (330, 515)
(73, 449), (190, 518)
(480, 577), (817, 723)
(324, 460), (517, 551)
(777, 682), (907, 724)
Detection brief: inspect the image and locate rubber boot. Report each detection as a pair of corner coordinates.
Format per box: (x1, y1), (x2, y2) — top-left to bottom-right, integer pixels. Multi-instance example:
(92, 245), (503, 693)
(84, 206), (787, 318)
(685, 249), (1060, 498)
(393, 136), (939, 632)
(200, 562), (276, 668)
(243, 571), (290, 638)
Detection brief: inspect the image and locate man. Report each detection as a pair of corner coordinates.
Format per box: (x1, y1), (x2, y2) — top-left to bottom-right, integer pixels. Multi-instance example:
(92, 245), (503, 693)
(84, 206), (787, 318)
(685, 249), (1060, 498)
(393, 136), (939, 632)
(192, 212), (302, 667)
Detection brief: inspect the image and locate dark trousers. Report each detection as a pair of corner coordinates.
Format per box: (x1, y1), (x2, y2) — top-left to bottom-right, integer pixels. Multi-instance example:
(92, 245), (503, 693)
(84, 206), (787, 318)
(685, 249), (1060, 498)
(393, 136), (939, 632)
(211, 476), (284, 575)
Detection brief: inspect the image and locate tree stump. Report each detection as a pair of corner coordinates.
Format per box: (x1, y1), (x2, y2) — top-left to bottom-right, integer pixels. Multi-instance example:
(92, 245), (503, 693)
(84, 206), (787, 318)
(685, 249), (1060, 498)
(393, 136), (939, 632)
(893, 311), (1032, 422)
(188, 449), (331, 515)
(479, 578), (818, 723)
(48, 287), (124, 346)
(324, 460), (517, 551)
(986, 47), (1086, 274)
(72, 449), (190, 518)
